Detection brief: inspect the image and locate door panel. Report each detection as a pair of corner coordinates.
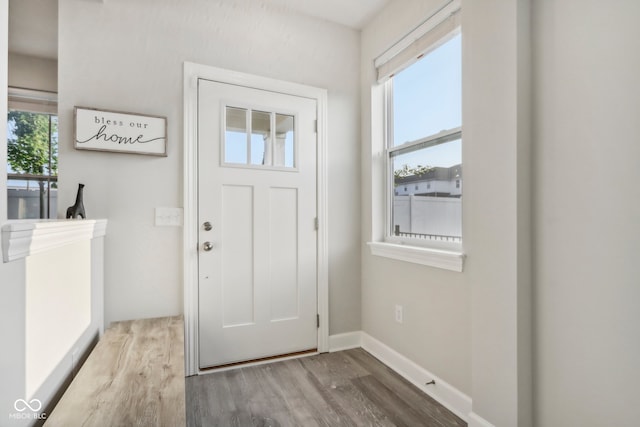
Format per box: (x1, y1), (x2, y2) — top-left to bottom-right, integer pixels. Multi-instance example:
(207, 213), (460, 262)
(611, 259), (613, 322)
(221, 184), (254, 327)
(198, 79), (318, 368)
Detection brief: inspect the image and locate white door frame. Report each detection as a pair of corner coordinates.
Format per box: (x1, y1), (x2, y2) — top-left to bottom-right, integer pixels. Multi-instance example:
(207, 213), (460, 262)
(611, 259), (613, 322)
(182, 62), (329, 376)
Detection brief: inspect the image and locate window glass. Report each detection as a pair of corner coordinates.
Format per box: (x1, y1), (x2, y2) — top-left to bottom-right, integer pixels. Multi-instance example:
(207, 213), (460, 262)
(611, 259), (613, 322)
(276, 113), (295, 168)
(251, 110), (270, 165)
(225, 107), (248, 164)
(7, 111), (58, 219)
(391, 138), (461, 240)
(388, 32), (462, 245)
(224, 106), (296, 169)
(392, 34), (462, 147)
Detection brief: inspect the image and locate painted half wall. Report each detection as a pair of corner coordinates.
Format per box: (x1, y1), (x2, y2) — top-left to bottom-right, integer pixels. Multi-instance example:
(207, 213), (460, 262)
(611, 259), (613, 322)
(58, 0), (361, 332)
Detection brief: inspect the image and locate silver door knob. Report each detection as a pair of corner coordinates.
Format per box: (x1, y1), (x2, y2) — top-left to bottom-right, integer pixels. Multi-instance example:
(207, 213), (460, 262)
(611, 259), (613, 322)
(203, 242), (213, 251)
(203, 221), (212, 231)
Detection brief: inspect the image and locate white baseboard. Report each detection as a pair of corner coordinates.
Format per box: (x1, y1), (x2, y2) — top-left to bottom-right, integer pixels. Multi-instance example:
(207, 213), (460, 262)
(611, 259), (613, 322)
(467, 412), (495, 427)
(359, 332), (472, 422)
(328, 331), (362, 352)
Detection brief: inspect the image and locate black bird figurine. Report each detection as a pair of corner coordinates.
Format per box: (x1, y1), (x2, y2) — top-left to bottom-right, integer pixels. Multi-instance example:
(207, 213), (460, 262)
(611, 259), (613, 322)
(66, 183), (86, 219)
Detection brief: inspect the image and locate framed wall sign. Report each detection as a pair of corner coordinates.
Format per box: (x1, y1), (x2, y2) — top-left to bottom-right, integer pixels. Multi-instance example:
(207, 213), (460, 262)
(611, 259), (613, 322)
(74, 107), (167, 156)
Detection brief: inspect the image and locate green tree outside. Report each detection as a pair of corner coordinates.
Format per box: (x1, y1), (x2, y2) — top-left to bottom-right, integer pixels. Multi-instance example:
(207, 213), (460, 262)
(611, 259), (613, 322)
(7, 111), (58, 218)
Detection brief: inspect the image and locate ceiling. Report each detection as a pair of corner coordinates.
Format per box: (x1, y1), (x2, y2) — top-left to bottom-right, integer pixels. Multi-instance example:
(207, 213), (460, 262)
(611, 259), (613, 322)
(7, 0), (389, 60)
(264, 0), (389, 29)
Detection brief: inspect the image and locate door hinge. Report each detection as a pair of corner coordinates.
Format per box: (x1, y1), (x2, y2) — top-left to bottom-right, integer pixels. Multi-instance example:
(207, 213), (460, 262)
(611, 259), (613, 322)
(317, 314), (320, 328)
(314, 217), (319, 230)
(314, 120), (318, 133)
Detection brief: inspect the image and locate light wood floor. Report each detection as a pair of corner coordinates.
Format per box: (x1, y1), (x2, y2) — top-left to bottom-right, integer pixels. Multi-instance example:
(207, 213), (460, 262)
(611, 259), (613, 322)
(186, 348), (466, 427)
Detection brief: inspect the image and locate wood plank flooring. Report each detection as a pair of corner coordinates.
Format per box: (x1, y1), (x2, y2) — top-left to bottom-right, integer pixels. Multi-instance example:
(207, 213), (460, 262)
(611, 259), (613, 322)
(45, 316), (186, 427)
(186, 348), (466, 427)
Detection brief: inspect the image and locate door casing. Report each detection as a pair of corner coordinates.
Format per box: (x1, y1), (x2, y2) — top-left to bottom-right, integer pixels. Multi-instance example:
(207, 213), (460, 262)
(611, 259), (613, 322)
(182, 62), (329, 376)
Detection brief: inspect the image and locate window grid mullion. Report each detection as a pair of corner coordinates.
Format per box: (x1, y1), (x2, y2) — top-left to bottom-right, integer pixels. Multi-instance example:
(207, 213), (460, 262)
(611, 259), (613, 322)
(388, 127), (462, 157)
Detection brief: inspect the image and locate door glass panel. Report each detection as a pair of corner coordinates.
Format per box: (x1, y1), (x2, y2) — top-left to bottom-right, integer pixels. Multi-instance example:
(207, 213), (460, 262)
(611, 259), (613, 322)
(225, 107), (247, 164)
(251, 110), (271, 166)
(224, 106), (296, 169)
(275, 113), (295, 168)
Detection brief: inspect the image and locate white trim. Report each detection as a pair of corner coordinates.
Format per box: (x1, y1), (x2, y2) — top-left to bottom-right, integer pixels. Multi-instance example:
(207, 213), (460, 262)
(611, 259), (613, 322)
(183, 62), (330, 376)
(467, 412), (496, 427)
(196, 351), (320, 376)
(2, 219), (108, 263)
(388, 126), (462, 157)
(183, 63), (200, 376)
(8, 87), (57, 103)
(374, 0), (461, 74)
(360, 332), (471, 422)
(8, 87), (57, 115)
(329, 331), (362, 352)
(368, 241), (464, 272)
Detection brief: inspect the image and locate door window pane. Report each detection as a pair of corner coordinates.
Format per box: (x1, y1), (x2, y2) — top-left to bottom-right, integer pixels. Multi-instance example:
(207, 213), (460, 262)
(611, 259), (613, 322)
(225, 107), (248, 164)
(251, 111), (271, 165)
(275, 113), (294, 168)
(223, 106), (296, 169)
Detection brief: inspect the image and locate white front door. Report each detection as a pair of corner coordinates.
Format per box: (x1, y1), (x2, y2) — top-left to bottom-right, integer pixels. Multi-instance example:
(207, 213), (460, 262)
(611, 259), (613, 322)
(197, 79), (318, 369)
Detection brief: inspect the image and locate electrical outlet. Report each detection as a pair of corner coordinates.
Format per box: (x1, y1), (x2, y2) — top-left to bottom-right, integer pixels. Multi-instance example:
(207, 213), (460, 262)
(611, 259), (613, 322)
(395, 304), (403, 323)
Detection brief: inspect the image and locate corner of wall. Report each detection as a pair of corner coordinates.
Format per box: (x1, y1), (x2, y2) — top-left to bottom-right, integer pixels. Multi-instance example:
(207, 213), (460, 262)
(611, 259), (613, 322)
(462, 0), (532, 424)
(1, 0), (8, 224)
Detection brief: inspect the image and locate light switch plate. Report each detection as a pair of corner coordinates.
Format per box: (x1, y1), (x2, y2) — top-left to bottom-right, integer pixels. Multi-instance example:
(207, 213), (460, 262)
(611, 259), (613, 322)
(155, 207), (183, 227)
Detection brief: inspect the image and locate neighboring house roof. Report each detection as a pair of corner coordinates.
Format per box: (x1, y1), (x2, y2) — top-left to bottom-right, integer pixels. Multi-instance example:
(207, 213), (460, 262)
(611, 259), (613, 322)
(394, 164), (462, 185)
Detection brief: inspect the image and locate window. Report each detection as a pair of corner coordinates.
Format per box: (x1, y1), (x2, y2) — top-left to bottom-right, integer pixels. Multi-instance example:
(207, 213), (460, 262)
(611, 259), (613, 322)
(386, 33), (462, 249)
(7, 89), (58, 219)
(368, 2), (463, 272)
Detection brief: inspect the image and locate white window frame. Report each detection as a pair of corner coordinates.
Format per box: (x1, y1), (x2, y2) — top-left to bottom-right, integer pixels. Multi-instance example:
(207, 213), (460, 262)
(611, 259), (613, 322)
(367, 1), (464, 272)
(7, 87), (59, 220)
(221, 103), (300, 171)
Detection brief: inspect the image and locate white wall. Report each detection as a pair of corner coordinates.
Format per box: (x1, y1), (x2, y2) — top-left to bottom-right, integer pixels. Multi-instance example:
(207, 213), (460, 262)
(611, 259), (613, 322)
(533, 1), (640, 426)
(1, 0), (7, 224)
(8, 53), (57, 92)
(362, 1), (533, 425)
(58, 0), (361, 331)
(361, 0), (472, 398)
(0, 260), (27, 426)
(464, 0), (533, 425)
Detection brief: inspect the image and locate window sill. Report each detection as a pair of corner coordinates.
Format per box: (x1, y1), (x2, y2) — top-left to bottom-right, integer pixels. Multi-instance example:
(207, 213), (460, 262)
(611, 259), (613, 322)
(367, 241), (465, 272)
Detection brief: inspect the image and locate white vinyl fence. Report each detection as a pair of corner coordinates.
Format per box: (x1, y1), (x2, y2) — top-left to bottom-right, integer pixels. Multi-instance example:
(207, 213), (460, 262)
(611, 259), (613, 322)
(393, 195), (461, 241)
(8, 188), (58, 219)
